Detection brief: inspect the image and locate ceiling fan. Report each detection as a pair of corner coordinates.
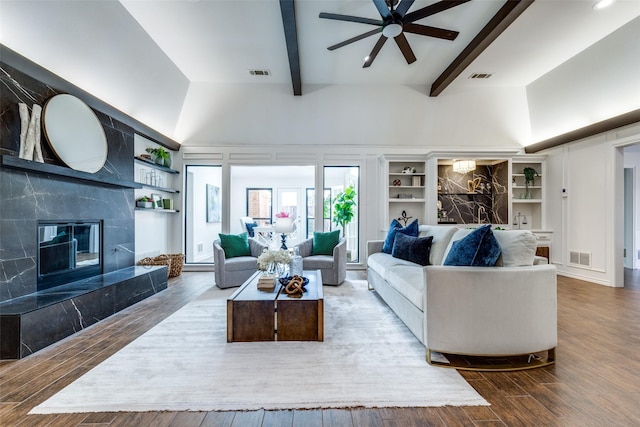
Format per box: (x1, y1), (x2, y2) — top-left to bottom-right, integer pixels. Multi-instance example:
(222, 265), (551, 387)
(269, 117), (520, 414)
(320, 0), (470, 68)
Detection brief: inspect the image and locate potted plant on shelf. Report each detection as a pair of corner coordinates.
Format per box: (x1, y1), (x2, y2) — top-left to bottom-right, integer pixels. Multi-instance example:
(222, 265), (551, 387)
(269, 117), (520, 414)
(136, 196), (153, 209)
(332, 186), (356, 237)
(145, 147), (171, 168)
(523, 167), (539, 199)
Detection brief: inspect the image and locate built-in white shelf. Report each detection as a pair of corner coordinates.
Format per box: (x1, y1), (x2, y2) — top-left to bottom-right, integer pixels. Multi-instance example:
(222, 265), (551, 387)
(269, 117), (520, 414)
(135, 208), (179, 213)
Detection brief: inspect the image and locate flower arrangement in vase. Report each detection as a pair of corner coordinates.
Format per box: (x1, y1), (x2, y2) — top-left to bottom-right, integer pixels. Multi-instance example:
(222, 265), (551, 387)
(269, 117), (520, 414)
(257, 249), (291, 276)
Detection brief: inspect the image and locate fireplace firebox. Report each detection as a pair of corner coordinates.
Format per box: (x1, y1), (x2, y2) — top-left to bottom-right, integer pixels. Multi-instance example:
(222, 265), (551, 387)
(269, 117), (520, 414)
(37, 220), (102, 291)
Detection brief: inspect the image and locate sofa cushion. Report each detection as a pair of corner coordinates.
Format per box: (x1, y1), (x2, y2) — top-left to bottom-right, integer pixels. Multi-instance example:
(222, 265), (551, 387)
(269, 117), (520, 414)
(224, 256), (258, 271)
(418, 225), (458, 265)
(312, 230), (340, 255)
(443, 225), (502, 267)
(368, 252), (418, 281)
(493, 230), (538, 266)
(302, 254), (335, 269)
(382, 219), (419, 254)
(391, 233), (433, 266)
(219, 232), (251, 258)
(385, 265), (425, 310)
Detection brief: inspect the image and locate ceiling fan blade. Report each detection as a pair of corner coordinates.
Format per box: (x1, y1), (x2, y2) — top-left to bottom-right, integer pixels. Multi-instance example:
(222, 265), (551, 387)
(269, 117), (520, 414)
(395, 0), (416, 17)
(319, 12), (383, 27)
(327, 28), (382, 51)
(372, 0), (392, 18)
(404, 0), (470, 23)
(363, 35), (388, 68)
(403, 23), (459, 40)
(394, 33), (417, 64)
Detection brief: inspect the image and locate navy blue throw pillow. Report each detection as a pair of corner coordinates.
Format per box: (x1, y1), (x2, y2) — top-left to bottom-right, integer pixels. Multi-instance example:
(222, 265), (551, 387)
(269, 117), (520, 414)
(443, 224), (502, 267)
(391, 233), (434, 266)
(382, 219), (419, 254)
(244, 222), (258, 238)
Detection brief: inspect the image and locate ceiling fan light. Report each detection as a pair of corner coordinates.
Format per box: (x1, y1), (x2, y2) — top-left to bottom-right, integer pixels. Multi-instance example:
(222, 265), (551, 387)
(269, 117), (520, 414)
(452, 160), (476, 174)
(382, 23), (402, 38)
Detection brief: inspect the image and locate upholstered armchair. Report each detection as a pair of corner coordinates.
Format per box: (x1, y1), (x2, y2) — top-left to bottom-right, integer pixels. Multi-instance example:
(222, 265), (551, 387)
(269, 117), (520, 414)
(295, 237), (347, 286)
(213, 238), (267, 289)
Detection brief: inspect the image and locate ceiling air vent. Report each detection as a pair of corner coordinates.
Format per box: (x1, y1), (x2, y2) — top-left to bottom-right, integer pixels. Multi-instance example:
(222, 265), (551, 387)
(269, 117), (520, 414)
(249, 69), (271, 76)
(468, 73), (492, 79)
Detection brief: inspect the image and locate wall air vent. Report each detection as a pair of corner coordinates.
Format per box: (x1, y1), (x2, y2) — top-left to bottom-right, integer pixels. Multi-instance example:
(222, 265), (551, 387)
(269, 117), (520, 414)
(468, 73), (492, 79)
(249, 69), (271, 76)
(569, 251), (592, 269)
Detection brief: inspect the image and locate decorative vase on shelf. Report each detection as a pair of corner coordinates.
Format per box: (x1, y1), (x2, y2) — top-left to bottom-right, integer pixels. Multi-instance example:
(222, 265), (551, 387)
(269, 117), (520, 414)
(164, 156), (171, 168)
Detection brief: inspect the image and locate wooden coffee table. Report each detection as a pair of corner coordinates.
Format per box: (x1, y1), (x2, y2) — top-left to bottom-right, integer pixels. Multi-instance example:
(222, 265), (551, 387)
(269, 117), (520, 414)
(227, 270), (323, 342)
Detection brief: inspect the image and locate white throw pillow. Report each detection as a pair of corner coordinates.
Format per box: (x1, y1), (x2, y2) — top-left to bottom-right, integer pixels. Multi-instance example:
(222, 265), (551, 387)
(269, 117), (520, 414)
(419, 225), (458, 265)
(492, 230), (538, 266)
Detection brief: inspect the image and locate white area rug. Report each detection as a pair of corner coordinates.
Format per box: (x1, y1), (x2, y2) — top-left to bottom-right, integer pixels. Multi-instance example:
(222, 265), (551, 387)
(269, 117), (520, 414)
(30, 280), (488, 413)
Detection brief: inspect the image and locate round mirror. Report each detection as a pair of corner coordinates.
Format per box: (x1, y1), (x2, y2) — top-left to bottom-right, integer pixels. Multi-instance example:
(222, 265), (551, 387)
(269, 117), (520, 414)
(42, 94), (108, 173)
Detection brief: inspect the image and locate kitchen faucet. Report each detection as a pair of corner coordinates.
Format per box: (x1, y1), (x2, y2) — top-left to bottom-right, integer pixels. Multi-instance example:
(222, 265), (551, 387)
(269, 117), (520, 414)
(477, 206), (486, 224)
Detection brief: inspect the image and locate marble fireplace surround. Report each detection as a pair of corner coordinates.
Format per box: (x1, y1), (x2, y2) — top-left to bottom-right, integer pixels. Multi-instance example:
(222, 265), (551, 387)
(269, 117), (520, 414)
(0, 46), (178, 359)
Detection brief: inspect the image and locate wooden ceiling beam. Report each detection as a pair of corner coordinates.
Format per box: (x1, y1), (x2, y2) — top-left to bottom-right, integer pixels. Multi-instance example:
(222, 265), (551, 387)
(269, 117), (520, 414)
(429, 0), (534, 97)
(525, 109), (640, 153)
(280, 0), (302, 96)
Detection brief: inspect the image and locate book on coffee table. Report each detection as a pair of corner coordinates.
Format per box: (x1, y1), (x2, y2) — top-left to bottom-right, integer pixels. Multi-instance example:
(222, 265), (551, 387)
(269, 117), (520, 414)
(257, 275), (276, 292)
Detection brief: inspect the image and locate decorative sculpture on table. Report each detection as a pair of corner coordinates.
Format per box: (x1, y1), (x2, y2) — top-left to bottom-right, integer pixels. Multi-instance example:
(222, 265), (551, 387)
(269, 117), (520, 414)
(282, 275), (307, 298)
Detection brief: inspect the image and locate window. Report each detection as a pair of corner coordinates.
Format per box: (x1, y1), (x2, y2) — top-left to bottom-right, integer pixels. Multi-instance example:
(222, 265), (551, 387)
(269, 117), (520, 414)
(246, 188), (272, 225)
(305, 188), (331, 239)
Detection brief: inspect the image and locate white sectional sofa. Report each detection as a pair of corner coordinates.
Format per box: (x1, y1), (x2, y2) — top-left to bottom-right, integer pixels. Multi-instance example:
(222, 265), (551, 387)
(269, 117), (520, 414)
(367, 225), (557, 370)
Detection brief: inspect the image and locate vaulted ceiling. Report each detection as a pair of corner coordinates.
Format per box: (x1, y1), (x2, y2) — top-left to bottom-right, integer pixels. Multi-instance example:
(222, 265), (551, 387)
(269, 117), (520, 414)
(118, 0), (639, 91)
(1, 0), (639, 145)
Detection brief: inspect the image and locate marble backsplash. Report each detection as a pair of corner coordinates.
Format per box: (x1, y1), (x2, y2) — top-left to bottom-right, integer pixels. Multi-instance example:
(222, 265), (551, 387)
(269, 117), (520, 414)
(438, 163), (509, 225)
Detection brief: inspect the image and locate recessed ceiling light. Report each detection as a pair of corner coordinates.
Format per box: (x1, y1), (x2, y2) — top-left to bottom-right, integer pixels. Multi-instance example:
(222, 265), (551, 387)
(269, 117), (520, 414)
(593, 0), (615, 10)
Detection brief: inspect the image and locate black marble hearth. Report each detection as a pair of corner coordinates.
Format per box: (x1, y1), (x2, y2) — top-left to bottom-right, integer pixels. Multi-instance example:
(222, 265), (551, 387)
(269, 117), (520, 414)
(0, 266), (167, 359)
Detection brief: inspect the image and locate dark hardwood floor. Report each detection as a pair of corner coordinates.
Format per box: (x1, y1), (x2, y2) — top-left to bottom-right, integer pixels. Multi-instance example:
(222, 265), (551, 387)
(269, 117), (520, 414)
(1, 269), (639, 426)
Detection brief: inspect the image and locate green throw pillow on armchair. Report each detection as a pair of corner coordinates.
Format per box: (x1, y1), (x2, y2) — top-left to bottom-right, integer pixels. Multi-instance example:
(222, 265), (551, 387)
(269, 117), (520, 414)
(312, 230), (340, 255)
(219, 232), (251, 258)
